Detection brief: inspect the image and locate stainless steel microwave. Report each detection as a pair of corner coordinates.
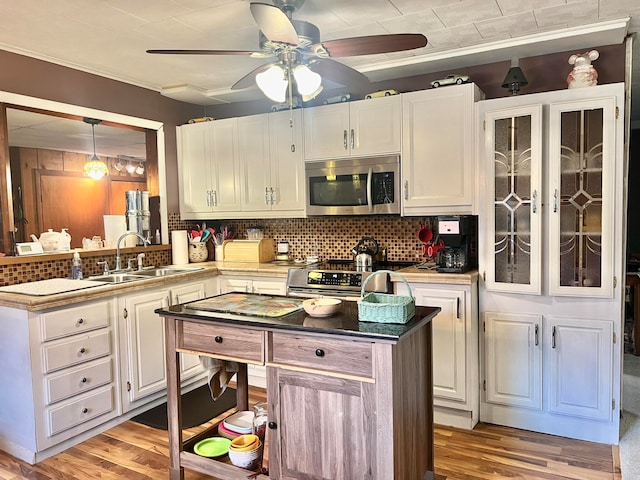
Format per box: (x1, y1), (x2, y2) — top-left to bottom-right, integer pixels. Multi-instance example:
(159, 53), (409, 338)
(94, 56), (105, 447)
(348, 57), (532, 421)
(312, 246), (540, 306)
(305, 155), (400, 215)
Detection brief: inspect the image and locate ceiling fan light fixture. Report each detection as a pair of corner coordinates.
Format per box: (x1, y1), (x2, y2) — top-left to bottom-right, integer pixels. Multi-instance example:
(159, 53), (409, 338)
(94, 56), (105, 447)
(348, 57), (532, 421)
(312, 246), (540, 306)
(256, 64), (288, 102)
(83, 117), (108, 179)
(293, 64), (322, 96)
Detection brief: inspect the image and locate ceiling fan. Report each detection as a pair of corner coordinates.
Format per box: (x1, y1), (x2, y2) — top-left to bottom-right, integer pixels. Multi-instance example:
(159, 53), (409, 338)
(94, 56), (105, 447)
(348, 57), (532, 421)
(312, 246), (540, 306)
(147, 0), (427, 103)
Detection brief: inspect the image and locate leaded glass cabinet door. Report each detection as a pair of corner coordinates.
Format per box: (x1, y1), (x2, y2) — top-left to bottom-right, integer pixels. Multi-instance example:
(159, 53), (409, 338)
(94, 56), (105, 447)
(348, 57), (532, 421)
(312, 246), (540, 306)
(548, 97), (616, 298)
(484, 105), (542, 294)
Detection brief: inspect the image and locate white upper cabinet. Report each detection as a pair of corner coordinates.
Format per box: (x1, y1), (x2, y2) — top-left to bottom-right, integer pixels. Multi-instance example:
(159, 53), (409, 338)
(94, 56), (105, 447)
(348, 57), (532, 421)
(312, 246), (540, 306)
(482, 105), (543, 295)
(177, 118), (242, 219)
(303, 95), (401, 160)
(401, 84), (484, 216)
(238, 114), (271, 212)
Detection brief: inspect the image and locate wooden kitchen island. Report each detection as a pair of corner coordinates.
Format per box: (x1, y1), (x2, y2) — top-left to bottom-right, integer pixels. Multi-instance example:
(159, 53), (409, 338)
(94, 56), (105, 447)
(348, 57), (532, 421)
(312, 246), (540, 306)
(156, 294), (439, 480)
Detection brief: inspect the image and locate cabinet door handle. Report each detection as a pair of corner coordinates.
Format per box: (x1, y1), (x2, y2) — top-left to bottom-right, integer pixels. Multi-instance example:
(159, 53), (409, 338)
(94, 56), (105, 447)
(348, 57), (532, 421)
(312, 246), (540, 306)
(214, 336), (223, 344)
(350, 129), (355, 150)
(265, 187), (270, 205)
(456, 298), (460, 319)
(552, 326), (557, 348)
(534, 324), (539, 346)
(213, 190), (218, 206)
(343, 130), (348, 150)
(270, 187), (275, 205)
(268, 421), (277, 430)
(404, 180), (409, 200)
(532, 190), (537, 214)
(315, 349), (325, 357)
(553, 189), (558, 213)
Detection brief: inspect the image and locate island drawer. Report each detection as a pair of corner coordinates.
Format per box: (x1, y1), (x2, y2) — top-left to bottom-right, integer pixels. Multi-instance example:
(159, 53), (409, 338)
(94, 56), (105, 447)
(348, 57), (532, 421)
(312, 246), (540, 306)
(40, 300), (112, 341)
(269, 332), (373, 378)
(178, 321), (264, 363)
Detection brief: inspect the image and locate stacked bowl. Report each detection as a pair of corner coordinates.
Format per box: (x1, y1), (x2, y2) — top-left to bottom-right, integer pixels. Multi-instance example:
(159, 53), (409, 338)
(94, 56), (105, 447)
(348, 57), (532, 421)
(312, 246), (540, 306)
(228, 434), (263, 470)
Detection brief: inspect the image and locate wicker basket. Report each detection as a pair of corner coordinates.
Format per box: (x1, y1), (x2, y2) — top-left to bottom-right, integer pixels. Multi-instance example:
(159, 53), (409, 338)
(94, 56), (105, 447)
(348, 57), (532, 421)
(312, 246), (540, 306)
(357, 270), (415, 324)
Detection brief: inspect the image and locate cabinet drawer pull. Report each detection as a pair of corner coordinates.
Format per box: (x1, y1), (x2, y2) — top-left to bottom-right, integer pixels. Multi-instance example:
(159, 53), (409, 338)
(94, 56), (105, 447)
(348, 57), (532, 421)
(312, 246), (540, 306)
(79, 347), (86, 354)
(268, 421), (277, 430)
(81, 407), (88, 414)
(77, 318), (84, 325)
(315, 349), (325, 357)
(81, 377), (88, 383)
(214, 336), (223, 344)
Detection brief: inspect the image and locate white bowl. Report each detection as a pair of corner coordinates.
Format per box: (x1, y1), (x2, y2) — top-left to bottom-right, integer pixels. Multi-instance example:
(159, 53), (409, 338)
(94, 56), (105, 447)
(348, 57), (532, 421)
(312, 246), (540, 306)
(303, 298), (342, 317)
(228, 442), (263, 470)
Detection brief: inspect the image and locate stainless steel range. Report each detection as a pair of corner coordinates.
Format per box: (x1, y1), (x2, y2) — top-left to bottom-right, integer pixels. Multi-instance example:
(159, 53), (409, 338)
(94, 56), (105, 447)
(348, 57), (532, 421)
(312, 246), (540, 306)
(286, 259), (415, 300)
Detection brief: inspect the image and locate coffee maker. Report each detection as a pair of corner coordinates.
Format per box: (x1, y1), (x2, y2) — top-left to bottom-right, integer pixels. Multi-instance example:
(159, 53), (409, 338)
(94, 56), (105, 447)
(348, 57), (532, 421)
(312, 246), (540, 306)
(435, 216), (473, 273)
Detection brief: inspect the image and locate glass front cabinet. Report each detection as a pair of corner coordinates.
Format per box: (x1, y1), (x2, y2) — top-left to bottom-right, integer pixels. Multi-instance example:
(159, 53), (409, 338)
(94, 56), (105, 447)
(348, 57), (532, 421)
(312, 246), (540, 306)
(478, 84), (624, 445)
(483, 93), (619, 298)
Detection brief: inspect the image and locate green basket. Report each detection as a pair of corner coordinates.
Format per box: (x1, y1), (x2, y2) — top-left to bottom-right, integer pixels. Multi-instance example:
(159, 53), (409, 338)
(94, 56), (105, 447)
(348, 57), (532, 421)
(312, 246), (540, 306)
(357, 270), (415, 324)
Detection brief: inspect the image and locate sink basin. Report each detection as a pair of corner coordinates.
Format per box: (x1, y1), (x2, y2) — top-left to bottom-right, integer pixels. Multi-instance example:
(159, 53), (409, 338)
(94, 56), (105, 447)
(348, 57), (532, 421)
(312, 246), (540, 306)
(87, 273), (147, 283)
(134, 267), (203, 277)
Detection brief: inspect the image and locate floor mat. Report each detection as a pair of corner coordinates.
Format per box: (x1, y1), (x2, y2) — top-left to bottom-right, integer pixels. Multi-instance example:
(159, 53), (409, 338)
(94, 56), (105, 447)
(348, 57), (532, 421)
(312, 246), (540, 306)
(131, 385), (236, 430)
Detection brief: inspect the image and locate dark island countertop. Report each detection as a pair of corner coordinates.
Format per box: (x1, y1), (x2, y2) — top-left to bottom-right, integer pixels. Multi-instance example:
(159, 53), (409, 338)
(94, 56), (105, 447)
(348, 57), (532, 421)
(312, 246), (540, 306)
(156, 293), (440, 342)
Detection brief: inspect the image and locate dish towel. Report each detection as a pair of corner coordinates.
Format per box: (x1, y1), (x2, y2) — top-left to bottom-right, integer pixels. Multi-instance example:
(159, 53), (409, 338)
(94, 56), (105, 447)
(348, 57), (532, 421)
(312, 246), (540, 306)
(199, 356), (239, 400)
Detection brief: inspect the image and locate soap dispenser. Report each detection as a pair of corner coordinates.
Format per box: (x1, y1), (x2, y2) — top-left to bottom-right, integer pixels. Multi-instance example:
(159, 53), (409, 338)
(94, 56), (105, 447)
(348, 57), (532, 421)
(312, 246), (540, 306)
(72, 251), (83, 280)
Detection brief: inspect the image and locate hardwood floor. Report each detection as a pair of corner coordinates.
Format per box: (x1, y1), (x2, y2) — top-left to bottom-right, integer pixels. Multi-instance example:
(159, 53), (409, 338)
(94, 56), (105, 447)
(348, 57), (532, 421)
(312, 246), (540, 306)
(0, 388), (621, 480)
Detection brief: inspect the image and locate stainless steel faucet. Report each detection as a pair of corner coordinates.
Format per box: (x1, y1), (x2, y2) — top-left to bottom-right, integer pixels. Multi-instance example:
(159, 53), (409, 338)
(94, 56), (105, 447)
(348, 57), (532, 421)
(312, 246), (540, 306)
(115, 231), (149, 271)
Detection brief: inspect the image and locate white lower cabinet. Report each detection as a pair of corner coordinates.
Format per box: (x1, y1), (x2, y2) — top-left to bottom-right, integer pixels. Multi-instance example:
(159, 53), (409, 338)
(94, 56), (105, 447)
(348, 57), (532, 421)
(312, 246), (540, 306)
(218, 275), (287, 388)
(119, 279), (214, 413)
(396, 281), (478, 429)
(481, 311), (615, 440)
(0, 298), (119, 463)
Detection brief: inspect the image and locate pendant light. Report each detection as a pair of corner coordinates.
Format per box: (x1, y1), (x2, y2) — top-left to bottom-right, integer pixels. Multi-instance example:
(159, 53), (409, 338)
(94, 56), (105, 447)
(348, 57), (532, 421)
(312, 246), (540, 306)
(502, 58), (528, 95)
(83, 117), (108, 179)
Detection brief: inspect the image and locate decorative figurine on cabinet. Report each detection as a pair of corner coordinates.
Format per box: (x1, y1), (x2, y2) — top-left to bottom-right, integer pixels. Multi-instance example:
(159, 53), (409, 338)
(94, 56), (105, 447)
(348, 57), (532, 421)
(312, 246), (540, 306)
(567, 50), (599, 88)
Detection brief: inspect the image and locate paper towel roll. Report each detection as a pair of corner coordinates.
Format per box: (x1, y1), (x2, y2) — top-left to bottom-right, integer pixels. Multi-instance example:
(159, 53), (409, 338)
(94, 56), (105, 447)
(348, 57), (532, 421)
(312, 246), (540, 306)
(171, 230), (189, 265)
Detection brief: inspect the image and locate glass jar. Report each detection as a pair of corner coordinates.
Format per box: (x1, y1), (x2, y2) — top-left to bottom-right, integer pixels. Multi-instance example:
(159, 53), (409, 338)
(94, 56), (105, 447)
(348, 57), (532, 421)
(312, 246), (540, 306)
(252, 401), (268, 442)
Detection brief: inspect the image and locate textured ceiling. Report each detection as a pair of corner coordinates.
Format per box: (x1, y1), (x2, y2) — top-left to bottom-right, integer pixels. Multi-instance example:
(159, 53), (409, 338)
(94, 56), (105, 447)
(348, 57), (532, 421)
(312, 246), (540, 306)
(1, 0), (639, 157)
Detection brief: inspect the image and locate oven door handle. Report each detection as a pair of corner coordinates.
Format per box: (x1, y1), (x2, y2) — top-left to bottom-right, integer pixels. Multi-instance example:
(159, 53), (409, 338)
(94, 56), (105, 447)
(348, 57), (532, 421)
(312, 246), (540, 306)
(367, 167), (373, 212)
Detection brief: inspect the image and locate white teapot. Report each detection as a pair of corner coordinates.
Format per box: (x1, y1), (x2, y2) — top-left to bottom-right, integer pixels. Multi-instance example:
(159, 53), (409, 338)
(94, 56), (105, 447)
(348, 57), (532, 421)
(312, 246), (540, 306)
(31, 229), (63, 252)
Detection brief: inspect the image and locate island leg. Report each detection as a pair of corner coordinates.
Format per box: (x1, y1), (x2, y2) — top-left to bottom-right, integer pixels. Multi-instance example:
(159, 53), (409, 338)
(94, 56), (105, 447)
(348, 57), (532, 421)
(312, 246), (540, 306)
(165, 316), (184, 480)
(236, 363), (249, 411)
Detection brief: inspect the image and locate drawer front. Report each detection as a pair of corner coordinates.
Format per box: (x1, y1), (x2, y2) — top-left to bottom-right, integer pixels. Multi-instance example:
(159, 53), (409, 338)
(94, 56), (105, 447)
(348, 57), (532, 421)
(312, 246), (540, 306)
(46, 385), (115, 437)
(180, 321), (264, 363)
(270, 333), (373, 378)
(41, 300), (112, 341)
(43, 330), (111, 373)
(45, 357), (114, 405)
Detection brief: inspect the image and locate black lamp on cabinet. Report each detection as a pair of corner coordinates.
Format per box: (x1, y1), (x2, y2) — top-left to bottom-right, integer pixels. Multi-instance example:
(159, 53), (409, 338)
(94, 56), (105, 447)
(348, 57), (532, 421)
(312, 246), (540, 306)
(502, 58), (528, 95)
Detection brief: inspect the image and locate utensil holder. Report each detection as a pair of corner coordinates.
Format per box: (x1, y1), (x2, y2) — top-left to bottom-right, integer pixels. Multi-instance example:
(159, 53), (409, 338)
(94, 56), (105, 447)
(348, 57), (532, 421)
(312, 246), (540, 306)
(188, 242), (208, 263)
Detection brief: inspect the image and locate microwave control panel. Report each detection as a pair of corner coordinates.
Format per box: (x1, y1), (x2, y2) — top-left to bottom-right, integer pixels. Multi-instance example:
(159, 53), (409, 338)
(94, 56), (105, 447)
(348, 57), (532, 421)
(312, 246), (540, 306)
(372, 172), (395, 205)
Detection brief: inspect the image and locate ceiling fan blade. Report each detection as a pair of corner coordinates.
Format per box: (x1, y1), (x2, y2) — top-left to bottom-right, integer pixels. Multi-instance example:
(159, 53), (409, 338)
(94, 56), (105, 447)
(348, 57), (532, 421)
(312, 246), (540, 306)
(147, 49), (260, 56)
(250, 3), (299, 46)
(312, 33), (427, 57)
(231, 63), (275, 90)
(309, 58), (370, 87)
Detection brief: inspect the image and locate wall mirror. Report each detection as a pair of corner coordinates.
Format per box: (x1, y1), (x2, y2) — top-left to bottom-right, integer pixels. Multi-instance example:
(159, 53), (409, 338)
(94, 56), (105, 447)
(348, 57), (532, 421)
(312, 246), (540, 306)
(0, 91), (167, 256)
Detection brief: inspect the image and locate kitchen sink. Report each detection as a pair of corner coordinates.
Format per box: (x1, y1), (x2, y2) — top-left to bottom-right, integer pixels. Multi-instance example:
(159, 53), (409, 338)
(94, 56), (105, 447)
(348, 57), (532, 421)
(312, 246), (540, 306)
(87, 273), (147, 283)
(87, 266), (203, 283)
(133, 266), (203, 277)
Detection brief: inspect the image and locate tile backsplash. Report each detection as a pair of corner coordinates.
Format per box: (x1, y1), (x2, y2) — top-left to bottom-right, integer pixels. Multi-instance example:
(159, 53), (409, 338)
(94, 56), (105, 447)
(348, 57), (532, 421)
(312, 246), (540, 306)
(0, 213), (476, 286)
(173, 213), (474, 263)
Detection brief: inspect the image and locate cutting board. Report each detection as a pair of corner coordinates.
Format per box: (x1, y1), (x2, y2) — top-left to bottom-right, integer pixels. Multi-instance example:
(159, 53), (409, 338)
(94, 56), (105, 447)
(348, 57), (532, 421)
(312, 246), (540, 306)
(186, 293), (302, 318)
(0, 278), (108, 296)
